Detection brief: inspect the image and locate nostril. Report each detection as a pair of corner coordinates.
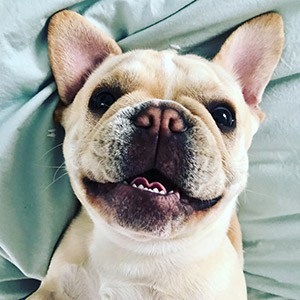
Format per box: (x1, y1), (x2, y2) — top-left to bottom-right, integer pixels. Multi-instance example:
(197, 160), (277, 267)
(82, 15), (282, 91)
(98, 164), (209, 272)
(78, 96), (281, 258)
(169, 117), (188, 133)
(132, 105), (190, 134)
(133, 114), (153, 128)
(148, 115), (154, 128)
(162, 109), (188, 133)
(133, 107), (161, 129)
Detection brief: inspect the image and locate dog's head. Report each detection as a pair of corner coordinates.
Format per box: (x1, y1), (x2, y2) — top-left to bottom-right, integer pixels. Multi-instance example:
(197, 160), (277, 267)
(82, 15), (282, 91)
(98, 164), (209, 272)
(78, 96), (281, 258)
(48, 11), (283, 240)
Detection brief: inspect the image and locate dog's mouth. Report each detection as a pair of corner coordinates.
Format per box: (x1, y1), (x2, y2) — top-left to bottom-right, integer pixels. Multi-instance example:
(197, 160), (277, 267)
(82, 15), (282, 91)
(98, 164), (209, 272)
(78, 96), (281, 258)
(126, 169), (177, 196)
(82, 169), (222, 213)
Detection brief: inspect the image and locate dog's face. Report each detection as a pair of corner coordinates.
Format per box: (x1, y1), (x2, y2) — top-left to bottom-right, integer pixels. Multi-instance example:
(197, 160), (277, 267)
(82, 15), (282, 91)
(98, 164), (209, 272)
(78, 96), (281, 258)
(61, 51), (252, 237)
(49, 11), (283, 239)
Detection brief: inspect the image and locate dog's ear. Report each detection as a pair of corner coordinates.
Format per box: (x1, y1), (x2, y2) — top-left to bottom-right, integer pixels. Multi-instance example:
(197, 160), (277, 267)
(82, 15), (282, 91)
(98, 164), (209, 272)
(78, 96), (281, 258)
(213, 13), (284, 113)
(48, 10), (122, 105)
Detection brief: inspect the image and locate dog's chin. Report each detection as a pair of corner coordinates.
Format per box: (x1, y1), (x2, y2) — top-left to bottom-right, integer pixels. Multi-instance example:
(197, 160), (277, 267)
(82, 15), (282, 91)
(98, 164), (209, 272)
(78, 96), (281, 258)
(81, 169), (223, 235)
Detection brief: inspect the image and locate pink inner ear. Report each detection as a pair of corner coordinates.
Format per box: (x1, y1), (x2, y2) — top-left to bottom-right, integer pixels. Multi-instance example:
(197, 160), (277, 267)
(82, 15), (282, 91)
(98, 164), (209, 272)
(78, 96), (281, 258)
(214, 14), (284, 109)
(63, 41), (109, 102)
(226, 36), (270, 107)
(49, 11), (122, 105)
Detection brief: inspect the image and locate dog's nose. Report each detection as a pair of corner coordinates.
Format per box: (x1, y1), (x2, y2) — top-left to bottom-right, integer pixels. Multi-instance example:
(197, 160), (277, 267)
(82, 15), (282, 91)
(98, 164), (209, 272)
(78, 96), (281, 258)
(133, 106), (188, 134)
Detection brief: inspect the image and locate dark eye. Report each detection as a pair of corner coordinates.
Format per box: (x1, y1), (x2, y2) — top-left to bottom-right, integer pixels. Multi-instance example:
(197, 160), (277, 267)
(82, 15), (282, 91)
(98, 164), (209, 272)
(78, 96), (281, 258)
(88, 89), (117, 114)
(211, 106), (235, 130)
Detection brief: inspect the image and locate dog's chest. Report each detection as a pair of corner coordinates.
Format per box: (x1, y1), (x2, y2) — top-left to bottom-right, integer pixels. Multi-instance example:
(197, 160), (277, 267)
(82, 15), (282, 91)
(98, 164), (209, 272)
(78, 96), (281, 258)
(55, 228), (244, 299)
(86, 249), (215, 300)
(94, 266), (213, 300)
(97, 280), (209, 300)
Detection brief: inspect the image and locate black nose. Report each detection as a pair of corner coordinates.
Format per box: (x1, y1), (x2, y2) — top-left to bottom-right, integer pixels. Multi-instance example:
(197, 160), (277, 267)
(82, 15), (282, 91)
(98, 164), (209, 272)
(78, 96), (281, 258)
(133, 105), (188, 135)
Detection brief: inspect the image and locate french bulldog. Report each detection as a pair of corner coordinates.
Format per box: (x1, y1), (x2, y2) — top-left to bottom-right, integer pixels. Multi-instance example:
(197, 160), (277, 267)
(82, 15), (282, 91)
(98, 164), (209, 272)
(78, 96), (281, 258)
(28, 10), (284, 300)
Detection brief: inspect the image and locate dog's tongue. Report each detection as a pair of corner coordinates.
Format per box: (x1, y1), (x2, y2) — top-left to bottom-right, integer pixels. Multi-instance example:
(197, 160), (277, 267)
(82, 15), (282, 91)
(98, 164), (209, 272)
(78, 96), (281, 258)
(130, 177), (167, 193)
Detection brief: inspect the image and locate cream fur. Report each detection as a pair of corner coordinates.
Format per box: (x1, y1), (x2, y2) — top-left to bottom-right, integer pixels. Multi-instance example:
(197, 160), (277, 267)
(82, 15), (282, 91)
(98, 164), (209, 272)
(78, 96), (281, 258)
(28, 11), (284, 300)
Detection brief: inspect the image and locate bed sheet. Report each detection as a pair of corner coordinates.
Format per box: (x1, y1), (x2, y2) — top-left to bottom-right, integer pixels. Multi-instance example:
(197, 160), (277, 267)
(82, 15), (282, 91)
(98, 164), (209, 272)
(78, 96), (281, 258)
(0, 0), (299, 298)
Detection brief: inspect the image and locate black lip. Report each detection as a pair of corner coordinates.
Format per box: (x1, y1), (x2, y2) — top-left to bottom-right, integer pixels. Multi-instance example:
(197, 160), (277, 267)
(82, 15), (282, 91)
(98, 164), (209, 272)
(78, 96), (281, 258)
(82, 177), (222, 212)
(180, 192), (222, 211)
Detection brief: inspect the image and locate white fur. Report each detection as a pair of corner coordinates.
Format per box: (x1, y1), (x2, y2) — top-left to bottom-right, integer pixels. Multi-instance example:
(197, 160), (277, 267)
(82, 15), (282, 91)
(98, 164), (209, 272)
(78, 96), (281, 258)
(30, 185), (246, 300)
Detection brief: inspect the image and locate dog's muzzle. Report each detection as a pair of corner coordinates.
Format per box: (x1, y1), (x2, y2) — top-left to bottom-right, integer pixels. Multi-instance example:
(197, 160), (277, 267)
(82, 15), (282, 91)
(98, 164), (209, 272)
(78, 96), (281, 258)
(82, 102), (223, 233)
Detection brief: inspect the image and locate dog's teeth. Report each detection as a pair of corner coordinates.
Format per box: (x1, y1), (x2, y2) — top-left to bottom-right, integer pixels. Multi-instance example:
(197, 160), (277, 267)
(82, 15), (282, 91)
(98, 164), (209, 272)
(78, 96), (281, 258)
(131, 183), (167, 194)
(168, 190), (174, 194)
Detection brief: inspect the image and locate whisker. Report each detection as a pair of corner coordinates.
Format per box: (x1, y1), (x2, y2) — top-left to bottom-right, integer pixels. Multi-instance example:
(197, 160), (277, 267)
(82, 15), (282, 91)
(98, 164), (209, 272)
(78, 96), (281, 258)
(40, 143), (63, 159)
(38, 164), (66, 169)
(243, 188), (272, 200)
(53, 161), (66, 181)
(43, 171), (69, 193)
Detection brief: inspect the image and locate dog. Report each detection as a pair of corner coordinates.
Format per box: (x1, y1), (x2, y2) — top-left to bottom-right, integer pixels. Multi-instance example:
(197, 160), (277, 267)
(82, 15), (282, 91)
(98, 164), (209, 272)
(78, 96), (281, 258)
(28, 10), (284, 299)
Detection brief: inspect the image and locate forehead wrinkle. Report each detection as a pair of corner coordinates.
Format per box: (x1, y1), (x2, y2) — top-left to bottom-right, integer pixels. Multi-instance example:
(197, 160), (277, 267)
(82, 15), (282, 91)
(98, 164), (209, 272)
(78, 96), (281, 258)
(119, 59), (146, 76)
(160, 51), (178, 100)
(94, 69), (138, 93)
(120, 50), (178, 100)
(173, 55), (240, 103)
(174, 55), (221, 84)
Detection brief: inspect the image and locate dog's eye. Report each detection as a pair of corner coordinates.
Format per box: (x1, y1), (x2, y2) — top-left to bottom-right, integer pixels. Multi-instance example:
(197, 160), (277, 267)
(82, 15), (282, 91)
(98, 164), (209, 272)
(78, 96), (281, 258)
(211, 106), (235, 129)
(88, 89), (117, 114)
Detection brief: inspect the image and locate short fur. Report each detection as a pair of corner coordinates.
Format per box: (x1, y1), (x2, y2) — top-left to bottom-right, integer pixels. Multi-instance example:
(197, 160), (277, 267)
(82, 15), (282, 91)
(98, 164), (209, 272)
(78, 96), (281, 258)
(28, 11), (284, 300)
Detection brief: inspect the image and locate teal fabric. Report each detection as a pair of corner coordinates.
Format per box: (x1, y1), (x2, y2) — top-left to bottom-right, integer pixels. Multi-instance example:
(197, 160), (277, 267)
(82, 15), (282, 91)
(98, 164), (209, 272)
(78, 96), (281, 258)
(0, 0), (299, 299)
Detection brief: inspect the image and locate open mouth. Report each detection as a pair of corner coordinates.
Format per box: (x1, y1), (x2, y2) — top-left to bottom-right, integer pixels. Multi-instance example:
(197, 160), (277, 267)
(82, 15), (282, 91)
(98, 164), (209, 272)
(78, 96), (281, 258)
(125, 169), (177, 195)
(83, 169), (222, 212)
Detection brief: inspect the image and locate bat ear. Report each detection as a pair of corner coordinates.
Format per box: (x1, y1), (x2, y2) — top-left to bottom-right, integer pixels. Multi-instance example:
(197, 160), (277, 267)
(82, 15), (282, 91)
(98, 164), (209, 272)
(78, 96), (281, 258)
(213, 13), (284, 110)
(48, 10), (122, 105)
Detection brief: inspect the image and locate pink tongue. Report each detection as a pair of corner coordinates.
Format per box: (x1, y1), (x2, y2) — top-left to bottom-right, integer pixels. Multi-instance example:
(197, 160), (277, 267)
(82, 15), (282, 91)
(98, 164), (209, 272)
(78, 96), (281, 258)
(130, 177), (167, 193)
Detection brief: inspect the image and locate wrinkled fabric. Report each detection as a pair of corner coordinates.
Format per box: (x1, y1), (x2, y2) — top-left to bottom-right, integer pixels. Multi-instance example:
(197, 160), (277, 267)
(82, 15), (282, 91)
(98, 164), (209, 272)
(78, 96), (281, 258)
(0, 0), (299, 299)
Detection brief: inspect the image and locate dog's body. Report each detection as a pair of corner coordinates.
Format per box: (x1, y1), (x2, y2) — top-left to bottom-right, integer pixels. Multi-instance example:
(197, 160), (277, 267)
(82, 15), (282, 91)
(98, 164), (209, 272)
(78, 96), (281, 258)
(29, 11), (284, 300)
